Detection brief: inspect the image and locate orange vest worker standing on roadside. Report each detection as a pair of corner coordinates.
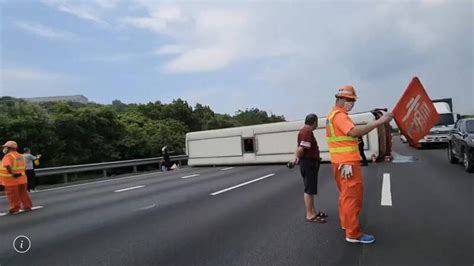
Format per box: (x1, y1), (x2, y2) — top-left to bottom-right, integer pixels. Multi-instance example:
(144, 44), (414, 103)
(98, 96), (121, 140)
(326, 85), (393, 244)
(0, 141), (33, 214)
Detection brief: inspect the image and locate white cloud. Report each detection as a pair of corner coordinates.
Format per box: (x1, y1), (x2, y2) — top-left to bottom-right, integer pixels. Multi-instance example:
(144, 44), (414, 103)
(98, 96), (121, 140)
(41, 0), (119, 24)
(11, 1), (473, 118)
(420, 0), (450, 7)
(178, 86), (266, 116)
(124, 3), (298, 74)
(58, 6), (103, 23)
(122, 3), (188, 36)
(162, 47), (239, 73)
(154, 45), (187, 55)
(15, 21), (80, 41)
(95, 0), (120, 9)
(121, 1), (472, 117)
(80, 53), (141, 62)
(0, 67), (74, 98)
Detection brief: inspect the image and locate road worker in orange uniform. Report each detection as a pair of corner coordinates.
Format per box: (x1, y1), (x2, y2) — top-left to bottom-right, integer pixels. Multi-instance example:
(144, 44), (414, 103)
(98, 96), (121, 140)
(326, 85), (393, 244)
(0, 141), (33, 214)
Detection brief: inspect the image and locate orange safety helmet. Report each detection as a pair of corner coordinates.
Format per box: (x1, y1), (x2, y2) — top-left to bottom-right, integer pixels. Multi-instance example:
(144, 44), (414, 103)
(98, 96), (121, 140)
(2, 140), (18, 149)
(335, 85), (358, 101)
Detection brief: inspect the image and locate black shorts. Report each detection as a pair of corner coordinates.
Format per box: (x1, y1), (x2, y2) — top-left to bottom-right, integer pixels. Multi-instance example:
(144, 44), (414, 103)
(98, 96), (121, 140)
(299, 159), (320, 195)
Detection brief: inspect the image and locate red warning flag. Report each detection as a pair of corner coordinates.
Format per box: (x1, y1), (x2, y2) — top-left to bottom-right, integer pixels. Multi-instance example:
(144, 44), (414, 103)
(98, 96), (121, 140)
(392, 77), (440, 145)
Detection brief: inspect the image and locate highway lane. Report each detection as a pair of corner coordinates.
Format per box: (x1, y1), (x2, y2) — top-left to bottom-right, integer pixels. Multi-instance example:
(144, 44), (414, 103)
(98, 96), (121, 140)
(0, 140), (472, 266)
(0, 165), (280, 256)
(362, 141), (473, 265)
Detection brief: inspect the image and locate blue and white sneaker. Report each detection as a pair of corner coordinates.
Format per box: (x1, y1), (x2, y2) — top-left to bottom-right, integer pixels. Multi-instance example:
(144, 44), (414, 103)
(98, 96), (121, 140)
(346, 234), (376, 244)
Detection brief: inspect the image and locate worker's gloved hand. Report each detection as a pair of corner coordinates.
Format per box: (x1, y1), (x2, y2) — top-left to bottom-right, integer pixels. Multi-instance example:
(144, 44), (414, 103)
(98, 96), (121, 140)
(338, 164), (353, 179)
(13, 173), (22, 178)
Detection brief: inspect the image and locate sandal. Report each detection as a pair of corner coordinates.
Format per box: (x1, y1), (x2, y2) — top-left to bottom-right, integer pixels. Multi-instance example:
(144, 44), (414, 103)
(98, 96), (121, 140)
(306, 215), (327, 223)
(316, 211), (328, 218)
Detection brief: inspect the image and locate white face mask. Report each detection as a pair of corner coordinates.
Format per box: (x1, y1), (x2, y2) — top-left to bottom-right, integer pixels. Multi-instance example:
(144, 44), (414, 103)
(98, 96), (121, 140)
(2, 148), (8, 154)
(343, 101), (355, 112)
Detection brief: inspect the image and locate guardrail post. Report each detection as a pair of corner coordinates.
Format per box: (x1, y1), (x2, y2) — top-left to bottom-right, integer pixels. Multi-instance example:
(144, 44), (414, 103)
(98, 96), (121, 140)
(64, 173), (68, 184)
(103, 169), (107, 177)
(133, 165), (138, 173)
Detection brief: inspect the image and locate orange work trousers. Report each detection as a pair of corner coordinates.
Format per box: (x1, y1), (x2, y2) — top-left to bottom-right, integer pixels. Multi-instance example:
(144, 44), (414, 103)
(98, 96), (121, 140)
(332, 162), (363, 239)
(5, 184), (33, 213)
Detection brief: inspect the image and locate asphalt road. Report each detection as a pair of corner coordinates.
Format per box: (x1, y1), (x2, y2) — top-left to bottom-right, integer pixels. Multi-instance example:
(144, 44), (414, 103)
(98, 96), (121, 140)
(0, 140), (472, 266)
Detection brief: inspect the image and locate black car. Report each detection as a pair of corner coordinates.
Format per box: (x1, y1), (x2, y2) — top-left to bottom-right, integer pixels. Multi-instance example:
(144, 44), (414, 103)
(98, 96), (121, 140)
(447, 118), (474, 172)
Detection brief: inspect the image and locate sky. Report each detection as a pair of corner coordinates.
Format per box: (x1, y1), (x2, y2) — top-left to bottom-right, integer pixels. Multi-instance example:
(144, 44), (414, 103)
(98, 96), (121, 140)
(0, 0), (472, 120)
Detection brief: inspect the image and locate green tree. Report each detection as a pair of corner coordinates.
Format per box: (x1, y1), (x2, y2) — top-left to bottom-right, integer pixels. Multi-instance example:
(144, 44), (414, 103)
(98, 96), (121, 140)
(160, 99), (194, 127)
(50, 105), (123, 165)
(206, 114), (239, 130)
(0, 97), (286, 169)
(234, 108), (285, 126)
(191, 103), (215, 131)
(111, 100), (129, 113)
(0, 100), (59, 167)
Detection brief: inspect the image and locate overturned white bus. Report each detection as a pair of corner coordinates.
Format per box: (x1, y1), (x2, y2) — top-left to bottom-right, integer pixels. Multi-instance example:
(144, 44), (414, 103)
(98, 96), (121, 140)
(186, 110), (392, 166)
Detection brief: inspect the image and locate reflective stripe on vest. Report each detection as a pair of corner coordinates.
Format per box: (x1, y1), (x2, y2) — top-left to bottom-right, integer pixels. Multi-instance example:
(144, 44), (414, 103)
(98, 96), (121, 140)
(328, 146), (360, 153)
(327, 135), (358, 143)
(326, 110), (358, 144)
(0, 153), (26, 178)
(327, 110), (338, 138)
(326, 109), (360, 162)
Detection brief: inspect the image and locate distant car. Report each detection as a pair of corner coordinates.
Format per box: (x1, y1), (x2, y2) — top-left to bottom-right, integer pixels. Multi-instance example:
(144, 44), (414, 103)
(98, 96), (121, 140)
(447, 118), (474, 172)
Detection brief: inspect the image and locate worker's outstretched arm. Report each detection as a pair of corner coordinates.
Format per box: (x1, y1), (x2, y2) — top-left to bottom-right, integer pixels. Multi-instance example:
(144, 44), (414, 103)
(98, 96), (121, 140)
(347, 113), (393, 138)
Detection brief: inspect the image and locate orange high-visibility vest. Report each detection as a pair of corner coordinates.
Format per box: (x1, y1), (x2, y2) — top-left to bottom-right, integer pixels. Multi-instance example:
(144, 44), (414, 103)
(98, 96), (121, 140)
(326, 107), (360, 163)
(0, 152), (27, 186)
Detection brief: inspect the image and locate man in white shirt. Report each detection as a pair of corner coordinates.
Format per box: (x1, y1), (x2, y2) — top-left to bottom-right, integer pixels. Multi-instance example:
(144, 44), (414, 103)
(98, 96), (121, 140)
(23, 148), (41, 192)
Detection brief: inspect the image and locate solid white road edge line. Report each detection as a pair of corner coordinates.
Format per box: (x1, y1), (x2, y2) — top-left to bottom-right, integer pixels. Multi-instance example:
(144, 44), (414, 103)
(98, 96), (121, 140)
(220, 167), (234, 171)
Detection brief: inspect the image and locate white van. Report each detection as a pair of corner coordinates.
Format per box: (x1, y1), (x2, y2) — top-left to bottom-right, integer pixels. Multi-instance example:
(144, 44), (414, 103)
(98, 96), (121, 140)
(416, 101), (458, 146)
(186, 111), (390, 166)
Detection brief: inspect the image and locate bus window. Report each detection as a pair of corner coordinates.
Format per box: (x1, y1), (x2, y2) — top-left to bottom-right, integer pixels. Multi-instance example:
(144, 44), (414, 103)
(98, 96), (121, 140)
(243, 138), (255, 153)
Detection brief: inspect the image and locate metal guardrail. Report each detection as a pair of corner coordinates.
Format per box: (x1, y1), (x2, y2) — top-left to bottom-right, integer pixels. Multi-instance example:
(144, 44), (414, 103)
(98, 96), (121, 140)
(35, 155), (188, 183)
